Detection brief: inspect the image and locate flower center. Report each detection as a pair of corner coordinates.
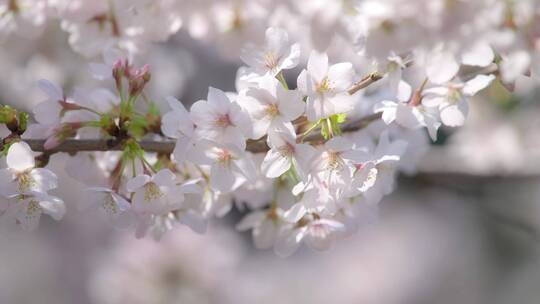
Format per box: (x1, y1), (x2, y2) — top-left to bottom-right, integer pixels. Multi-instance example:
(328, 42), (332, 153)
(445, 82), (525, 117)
(326, 151), (344, 171)
(25, 200), (42, 219)
(308, 222), (331, 238)
(143, 182), (164, 202)
(264, 103), (279, 118)
(214, 114), (233, 127)
(216, 149), (233, 166)
(17, 172), (35, 193)
(101, 194), (118, 215)
(277, 143), (294, 158)
(448, 87), (461, 103)
(263, 52), (279, 70)
(316, 77), (331, 93)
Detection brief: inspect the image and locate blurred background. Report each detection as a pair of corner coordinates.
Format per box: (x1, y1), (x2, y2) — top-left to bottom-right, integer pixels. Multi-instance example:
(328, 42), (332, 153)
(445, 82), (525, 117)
(2, 18), (540, 304)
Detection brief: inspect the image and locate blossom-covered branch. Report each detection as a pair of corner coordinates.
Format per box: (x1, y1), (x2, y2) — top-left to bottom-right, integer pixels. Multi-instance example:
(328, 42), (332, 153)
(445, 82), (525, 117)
(1, 0), (538, 257)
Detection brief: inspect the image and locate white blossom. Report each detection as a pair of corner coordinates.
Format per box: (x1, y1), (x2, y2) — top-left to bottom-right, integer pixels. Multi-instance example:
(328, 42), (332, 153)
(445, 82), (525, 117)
(0, 142), (57, 198)
(238, 77), (304, 139)
(190, 87), (252, 149)
(240, 27), (300, 78)
(297, 51), (356, 121)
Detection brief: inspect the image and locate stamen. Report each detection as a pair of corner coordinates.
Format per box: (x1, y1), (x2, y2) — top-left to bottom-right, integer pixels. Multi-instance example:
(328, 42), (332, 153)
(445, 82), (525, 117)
(143, 182), (164, 202)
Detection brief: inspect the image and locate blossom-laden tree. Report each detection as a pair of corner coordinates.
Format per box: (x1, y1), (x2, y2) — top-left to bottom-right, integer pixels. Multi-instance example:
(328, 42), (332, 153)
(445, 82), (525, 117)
(0, 0), (538, 256)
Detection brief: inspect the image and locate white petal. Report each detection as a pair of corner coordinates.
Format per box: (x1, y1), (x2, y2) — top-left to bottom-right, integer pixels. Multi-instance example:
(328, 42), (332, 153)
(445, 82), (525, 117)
(126, 175), (151, 192)
(501, 51), (531, 83)
(30, 168), (58, 193)
(7, 142), (35, 171)
(152, 169), (176, 187)
(34, 100), (62, 125)
(261, 149), (291, 178)
(207, 87), (231, 114)
(327, 62), (355, 91)
(326, 136), (354, 152)
(179, 179), (202, 194)
(0, 169), (16, 197)
(281, 43), (301, 70)
(422, 96), (446, 108)
(236, 210), (266, 231)
(233, 155), (257, 181)
(440, 101), (468, 127)
(80, 187), (109, 211)
(308, 51), (329, 83)
(397, 80), (412, 102)
(395, 104), (422, 129)
(284, 203), (307, 223)
(39, 196), (66, 221)
(296, 69), (313, 94)
(172, 136), (193, 163)
(461, 42), (494, 67)
(210, 163), (236, 192)
(254, 220), (277, 249)
(179, 210), (208, 234)
(274, 228), (304, 257)
(463, 74), (495, 96)
(38, 79), (63, 101)
(426, 51), (459, 84)
(276, 88), (304, 121)
(266, 27), (289, 54)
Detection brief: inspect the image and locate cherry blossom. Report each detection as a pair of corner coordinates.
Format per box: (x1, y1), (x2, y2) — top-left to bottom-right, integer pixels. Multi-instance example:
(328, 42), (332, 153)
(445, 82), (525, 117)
(0, 142), (57, 198)
(261, 127), (316, 179)
(11, 191), (65, 231)
(161, 96), (196, 163)
(274, 208), (345, 257)
(423, 74), (496, 127)
(236, 207), (284, 249)
(297, 51), (356, 121)
(190, 87), (252, 149)
(80, 187), (133, 228)
(240, 27), (300, 78)
(126, 169), (188, 215)
(238, 77), (304, 139)
(189, 140), (256, 192)
(375, 81), (441, 141)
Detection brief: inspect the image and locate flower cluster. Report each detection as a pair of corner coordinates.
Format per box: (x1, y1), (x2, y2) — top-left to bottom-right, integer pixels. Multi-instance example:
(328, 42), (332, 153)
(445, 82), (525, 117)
(1, 21), (504, 256)
(0, 142), (64, 231)
(1, 0), (540, 256)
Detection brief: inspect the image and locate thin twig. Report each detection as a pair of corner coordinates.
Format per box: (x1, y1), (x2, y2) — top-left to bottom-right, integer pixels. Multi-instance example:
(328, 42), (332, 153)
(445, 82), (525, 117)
(347, 72), (384, 95)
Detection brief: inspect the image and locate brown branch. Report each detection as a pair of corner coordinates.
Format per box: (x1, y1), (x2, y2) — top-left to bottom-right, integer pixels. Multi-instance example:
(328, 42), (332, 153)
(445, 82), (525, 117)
(347, 72), (384, 95)
(22, 113), (384, 155)
(24, 138), (176, 154)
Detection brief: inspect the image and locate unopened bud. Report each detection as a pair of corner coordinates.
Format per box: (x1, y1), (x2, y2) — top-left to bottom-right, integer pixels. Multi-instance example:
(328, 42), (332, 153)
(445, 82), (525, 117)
(112, 59), (124, 81)
(128, 64), (152, 98)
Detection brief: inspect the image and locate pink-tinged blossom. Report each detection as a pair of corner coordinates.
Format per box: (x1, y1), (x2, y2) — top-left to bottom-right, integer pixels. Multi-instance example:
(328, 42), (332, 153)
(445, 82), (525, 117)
(190, 87), (252, 149)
